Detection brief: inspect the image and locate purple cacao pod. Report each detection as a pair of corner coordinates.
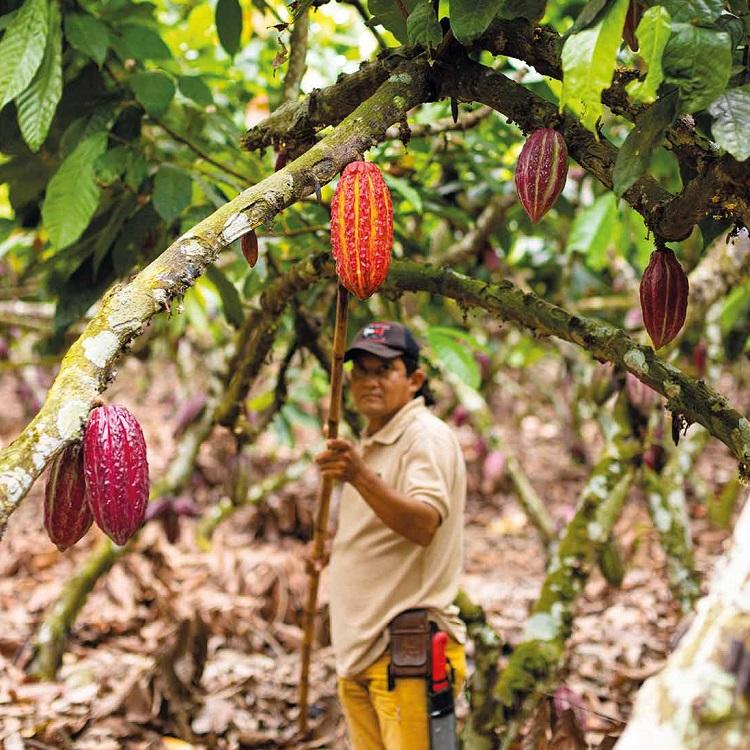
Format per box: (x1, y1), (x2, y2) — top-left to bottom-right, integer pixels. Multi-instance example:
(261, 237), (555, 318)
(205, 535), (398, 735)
(639, 247), (689, 350)
(44, 443), (92, 551)
(623, 0), (644, 51)
(515, 128), (568, 223)
(452, 405), (470, 427)
(240, 230), (258, 268)
(625, 372), (660, 414)
(83, 405), (150, 545)
(482, 450), (506, 485)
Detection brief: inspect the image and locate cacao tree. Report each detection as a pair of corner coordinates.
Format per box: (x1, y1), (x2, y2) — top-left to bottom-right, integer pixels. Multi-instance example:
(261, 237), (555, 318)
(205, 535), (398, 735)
(2, 0), (750, 746)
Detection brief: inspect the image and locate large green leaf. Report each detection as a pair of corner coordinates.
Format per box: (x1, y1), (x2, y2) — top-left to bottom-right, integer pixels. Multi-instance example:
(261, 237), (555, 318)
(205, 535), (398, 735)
(662, 24), (731, 113)
(708, 85), (750, 161)
(215, 0), (242, 56)
(626, 5), (671, 104)
(407, 1), (442, 47)
(367, 0), (418, 43)
(152, 164), (192, 224)
(178, 75), (213, 106)
(15, 0), (61, 152)
(130, 71), (175, 117)
(42, 131), (108, 250)
(426, 327), (481, 389)
(653, 0), (723, 25)
(449, 0), (498, 45)
(114, 23), (172, 61)
(565, 192), (618, 270)
(0, 0), (48, 108)
(205, 264), (244, 328)
(496, 0), (546, 21)
(613, 92), (678, 197)
(560, 0), (629, 132)
(64, 13), (109, 66)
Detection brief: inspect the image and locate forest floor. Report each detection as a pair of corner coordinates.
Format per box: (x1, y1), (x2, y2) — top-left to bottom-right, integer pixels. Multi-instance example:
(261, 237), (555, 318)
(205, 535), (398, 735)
(0, 351), (742, 750)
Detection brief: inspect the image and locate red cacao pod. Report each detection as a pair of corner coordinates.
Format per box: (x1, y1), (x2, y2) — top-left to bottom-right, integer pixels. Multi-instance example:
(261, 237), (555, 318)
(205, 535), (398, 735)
(44, 443), (92, 551)
(639, 247), (689, 349)
(83, 405), (150, 545)
(515, 128), (568, 223)
(623, 0), (644, 51)
(240, 230), (258, 268)
(330, 161), (393, 300)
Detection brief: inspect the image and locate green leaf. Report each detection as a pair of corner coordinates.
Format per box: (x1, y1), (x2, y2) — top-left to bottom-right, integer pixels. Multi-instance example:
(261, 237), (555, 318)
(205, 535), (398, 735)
(42, 131), (108, 250)
(215, 0), (242, 56)
(708, 85), (750, 161)
(0, 0), (48, 108)
(449, 0), (498, 45)
(114, 23), (172, 61)
(567, 0), (610, 34)
(406, 1), (442, 47)
(384, 174), (423, 213)
(662, 24), (732, 113)
(496, 0), (547, 21)
(626, 5), (671, 104)
(15, 0), (61, 152)
(125, 153), (149, 192)
(178, 75), (213, 106)
(426, 327), (480, 389)
(654, 0), (723, 25)
(613, 92), (678, 197)
(367, 0), (418, 43)
(205, 264), (244, 328)
(560, 0), (630, 132)
(111, 203), (161, 275)
(130, 70), (175, 116)
(94, 145), (130, 185)
(152, 164), (192, 224)
(565, 192), (618, 270)
(64, 13), (109, 66)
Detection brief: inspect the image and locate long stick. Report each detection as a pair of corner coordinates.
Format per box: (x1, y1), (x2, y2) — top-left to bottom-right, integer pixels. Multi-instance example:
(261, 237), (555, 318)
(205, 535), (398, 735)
(299, 283), (349, 733)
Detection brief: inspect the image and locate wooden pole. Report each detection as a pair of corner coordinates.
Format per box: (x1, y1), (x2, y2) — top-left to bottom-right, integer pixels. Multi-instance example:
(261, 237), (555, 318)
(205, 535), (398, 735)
(298, 283), (349, 733)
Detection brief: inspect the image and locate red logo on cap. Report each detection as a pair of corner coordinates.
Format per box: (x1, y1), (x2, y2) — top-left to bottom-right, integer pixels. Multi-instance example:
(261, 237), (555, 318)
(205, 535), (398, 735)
(362, 323), (390, 341)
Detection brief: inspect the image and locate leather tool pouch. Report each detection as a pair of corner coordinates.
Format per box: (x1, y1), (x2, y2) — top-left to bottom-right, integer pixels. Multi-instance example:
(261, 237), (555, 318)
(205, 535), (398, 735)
(387, 608), (431, 690)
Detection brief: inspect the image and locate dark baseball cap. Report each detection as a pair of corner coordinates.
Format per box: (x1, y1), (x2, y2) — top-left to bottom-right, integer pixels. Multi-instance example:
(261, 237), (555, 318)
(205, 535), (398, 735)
(344, 322), (420, 362)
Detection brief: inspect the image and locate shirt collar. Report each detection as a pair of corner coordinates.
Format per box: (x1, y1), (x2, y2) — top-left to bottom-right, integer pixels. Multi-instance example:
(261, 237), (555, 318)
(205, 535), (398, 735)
(361, 397), (426, 447)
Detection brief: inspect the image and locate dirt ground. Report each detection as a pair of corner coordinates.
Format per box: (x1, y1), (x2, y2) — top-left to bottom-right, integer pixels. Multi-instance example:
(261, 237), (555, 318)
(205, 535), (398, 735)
(0, 352), (741, 749)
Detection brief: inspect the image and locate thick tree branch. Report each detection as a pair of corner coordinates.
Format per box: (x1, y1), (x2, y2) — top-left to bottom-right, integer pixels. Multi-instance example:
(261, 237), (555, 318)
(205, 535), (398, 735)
(241, 47), (423, 152)
(0, 57), (432, 541)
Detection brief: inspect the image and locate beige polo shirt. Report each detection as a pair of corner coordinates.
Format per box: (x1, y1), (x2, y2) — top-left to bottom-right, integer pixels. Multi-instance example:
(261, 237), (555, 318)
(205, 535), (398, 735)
(328, 396), (466, 678)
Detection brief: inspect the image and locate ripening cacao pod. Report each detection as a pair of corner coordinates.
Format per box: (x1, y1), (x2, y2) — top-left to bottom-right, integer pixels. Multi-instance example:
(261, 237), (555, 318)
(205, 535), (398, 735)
(639, 247), (689, 349)
(241, 230), (258, 268)
(623, 0), (644, 51)
(515, 128), (568, 223)
(44, 443), (92, 551)
(330, 161), (393, 300)
(83, 405), (150, 545)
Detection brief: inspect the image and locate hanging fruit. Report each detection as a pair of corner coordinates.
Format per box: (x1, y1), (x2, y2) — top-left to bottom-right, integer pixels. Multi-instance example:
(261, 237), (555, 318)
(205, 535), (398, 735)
(44, 443), (92, 551)
(83, 405), (150, 545)
(639, 247), (689, 350)
(515, 128), (569, 223)
(329, 161), (393, 300)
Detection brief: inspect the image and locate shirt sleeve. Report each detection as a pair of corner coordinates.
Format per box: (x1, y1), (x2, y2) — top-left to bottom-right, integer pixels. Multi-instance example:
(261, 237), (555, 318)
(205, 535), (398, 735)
(400, 430), (455, 522)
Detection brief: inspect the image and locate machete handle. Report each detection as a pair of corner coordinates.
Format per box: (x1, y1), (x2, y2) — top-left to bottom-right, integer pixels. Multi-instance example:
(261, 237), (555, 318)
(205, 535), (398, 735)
(431, 631), (449, 690)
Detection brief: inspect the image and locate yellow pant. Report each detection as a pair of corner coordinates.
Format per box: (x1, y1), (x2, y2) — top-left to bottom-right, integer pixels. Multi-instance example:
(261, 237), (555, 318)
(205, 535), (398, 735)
(337, 637), (466, 750)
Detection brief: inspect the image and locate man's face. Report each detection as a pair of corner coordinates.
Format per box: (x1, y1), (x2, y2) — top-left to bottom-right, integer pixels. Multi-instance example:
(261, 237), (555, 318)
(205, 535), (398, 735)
(349, 353), (423, 431)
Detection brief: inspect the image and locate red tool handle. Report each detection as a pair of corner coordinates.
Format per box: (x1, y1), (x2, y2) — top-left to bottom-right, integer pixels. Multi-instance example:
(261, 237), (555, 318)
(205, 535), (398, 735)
(431, 631), (449, 691)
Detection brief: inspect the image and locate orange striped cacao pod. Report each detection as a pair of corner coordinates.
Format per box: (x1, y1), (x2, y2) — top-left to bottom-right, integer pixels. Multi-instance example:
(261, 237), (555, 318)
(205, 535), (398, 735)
(515, 128), (568, 223)
(639, 247), (689, 349)
(44, 443), (92, 551)
(83, 405), (150, 545)
(330, 161), (393, 300)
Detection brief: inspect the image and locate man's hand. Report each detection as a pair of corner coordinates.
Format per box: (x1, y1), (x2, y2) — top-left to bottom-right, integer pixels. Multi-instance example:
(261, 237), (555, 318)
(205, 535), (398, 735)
(314, 438), (367, 484)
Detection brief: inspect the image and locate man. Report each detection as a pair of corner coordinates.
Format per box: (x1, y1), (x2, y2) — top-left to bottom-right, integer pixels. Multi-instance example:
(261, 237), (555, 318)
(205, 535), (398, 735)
(315, 321), (467, 749)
